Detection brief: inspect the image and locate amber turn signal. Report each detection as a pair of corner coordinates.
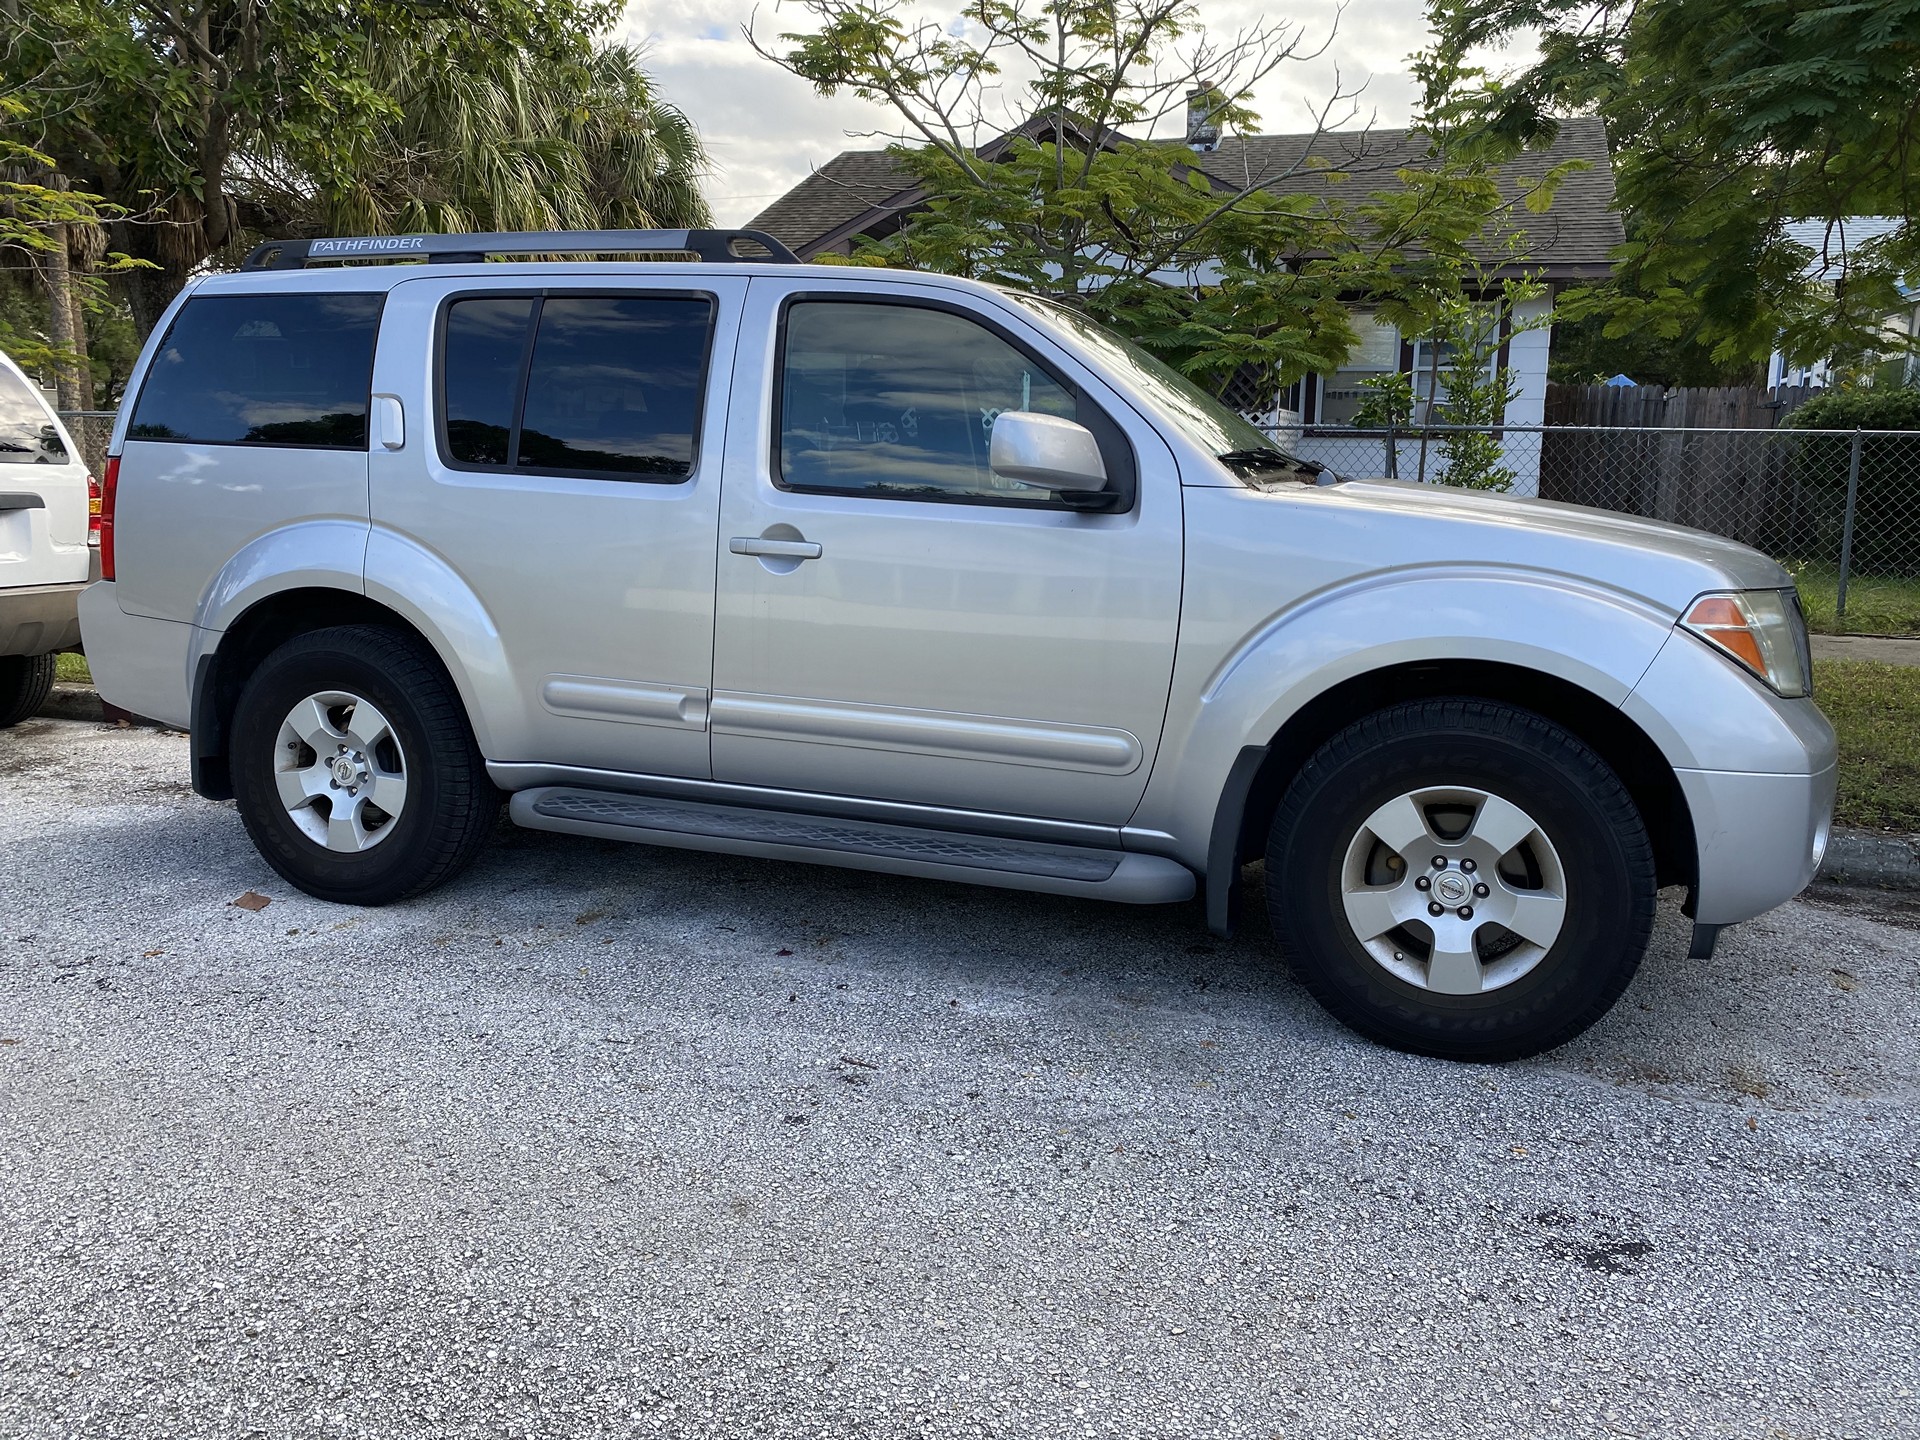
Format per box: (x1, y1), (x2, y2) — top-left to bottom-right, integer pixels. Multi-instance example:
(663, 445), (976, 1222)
(1680, 590), (1811, 699)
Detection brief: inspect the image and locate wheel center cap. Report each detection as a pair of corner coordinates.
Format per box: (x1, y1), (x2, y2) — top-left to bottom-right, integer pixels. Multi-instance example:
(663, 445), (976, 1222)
(1434, 872), (1471, 905)
(331, 757), (361, 786)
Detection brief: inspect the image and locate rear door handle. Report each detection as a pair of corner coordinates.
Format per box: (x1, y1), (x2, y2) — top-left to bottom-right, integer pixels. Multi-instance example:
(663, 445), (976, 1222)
(372, 393), (405, 451)
(729, 537), (822, 559)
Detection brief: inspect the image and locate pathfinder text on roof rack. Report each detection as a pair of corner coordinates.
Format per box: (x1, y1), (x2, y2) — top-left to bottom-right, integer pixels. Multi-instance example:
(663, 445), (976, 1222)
(240, 228), (800, 270)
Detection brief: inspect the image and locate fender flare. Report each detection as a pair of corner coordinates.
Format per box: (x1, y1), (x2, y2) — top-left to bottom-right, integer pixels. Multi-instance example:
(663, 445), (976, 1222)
(1150, 569), (1686, 917)
(194, 518), (371, 636)
(188, 523), (528, 784)
(187, 522), (372, 797)
(361, 525), (532, 759)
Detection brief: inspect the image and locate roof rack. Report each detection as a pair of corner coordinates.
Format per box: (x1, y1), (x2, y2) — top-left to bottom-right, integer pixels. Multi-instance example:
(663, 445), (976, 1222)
(239, 228), (800, 271)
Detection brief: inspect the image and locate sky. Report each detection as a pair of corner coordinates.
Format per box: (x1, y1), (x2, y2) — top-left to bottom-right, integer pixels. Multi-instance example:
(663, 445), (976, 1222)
(620, 0), (1437, 228)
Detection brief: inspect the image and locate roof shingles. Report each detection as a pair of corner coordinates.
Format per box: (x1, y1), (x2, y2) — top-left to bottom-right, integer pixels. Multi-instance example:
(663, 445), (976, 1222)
(748, 116), (1622, 276)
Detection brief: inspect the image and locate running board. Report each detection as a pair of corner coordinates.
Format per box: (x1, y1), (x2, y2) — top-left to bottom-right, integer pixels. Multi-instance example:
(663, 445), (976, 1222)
(509, 787), (1196, 904)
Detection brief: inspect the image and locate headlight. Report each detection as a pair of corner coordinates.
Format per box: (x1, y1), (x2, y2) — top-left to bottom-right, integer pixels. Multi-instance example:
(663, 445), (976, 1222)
(1680, 589), (1812, 698)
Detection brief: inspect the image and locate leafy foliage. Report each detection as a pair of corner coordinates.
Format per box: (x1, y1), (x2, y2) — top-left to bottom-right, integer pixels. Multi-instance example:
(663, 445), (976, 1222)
(761, 0), (1579, 397)
(264, 26), (710, 243)
(1544, 283), (1755, 388)
(0, 100), (148, 403)
(1784, 386), (1920, 575)
(1422, 291), (1529, 491)
(1785, 386), (1920, 434)
(1351, 372), (1416, 429)
(1424, 0), (1920, 371)
(7, 1), (711, 335)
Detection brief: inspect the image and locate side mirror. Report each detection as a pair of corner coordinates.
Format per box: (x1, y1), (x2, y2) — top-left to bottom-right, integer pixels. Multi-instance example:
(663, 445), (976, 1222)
(989, 410), (1109, 500)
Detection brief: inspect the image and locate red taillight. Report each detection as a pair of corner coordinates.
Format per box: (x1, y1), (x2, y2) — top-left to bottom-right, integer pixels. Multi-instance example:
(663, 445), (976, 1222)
(99, 454), (119, 582)
(87, 473), (102, 547)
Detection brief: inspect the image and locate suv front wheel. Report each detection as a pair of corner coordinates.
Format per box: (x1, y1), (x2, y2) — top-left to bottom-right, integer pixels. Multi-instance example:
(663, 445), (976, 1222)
(1267, 698), (1657, 1061)
(230, 626), (499, 905)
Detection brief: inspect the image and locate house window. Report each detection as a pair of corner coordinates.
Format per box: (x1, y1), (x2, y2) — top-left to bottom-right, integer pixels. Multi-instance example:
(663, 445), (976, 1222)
(1315, 310), (1400, 427)
(1409, 336), (1461, 419)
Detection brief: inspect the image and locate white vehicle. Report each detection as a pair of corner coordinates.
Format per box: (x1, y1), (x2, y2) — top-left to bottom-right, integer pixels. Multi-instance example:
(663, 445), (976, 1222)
(81, 230), (1836, 1059)
(0, 349), (93, 726)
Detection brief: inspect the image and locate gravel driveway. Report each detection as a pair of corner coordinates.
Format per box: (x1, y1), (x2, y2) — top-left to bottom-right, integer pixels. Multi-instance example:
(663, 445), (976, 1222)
(2, 716), (1916, 1440)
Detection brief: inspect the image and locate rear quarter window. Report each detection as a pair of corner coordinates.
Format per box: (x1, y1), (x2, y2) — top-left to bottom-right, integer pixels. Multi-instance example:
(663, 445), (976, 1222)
(0, 365), (69, 464)
(129, 293), (384, 448)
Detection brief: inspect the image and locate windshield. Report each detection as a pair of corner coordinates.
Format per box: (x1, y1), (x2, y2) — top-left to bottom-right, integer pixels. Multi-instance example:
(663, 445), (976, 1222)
(1008, 294), (1297, 467)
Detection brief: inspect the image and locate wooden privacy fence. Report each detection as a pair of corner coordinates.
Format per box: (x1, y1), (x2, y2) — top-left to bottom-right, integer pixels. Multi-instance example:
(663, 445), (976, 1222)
(1543, 383), (1821, 430)
(1538, 384), (1825, 550)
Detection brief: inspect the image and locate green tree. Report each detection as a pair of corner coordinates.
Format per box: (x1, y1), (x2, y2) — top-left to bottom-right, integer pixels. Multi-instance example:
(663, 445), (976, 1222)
(1424, 0), (1920, 373)
(0, 109), (145, 407)
(758, 0), (1578, 396)
(1543, 286), (1754, 388)
(9, 0), (710, 337)
(262, 27), (710, 241)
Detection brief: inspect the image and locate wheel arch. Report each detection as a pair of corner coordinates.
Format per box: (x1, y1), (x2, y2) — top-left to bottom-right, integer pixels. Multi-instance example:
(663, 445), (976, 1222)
(1207, 658), (1696, 935)
(189, 588), (467, 800)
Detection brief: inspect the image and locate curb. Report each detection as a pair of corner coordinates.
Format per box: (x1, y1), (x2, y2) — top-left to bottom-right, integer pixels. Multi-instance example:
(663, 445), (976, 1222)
(40, 683), (159, 728)
(32, 683), (1920, 891)
(40, 683), (105, 723)
(1817, 829), (1920, 890)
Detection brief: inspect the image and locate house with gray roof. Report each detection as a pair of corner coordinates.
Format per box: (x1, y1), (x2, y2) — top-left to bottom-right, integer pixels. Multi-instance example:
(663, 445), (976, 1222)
(749, 114), (1625, 492)
(1766, 217), (1919, 391)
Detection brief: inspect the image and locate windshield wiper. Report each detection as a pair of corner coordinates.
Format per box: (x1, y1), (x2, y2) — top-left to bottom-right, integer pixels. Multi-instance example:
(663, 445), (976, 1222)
(1216, 448), (1337, 484)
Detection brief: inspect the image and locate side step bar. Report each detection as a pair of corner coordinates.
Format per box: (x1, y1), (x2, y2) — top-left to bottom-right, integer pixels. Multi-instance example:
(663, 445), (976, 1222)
(509, 787), (1196, 904)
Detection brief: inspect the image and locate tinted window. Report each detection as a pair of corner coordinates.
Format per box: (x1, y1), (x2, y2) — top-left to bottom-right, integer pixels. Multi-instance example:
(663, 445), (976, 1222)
(439, 293), (712, 480)
(779, 302), (1076, 501)
(129, 293), (383, 448)
(443, 297), (533, 466)
(0, 365), (68, 465)
(517, 296), (711, 478)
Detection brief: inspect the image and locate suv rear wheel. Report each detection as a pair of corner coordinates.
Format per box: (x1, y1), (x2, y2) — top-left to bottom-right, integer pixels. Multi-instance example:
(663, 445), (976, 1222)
(230, 626), (499, 904)
(1266, 698), (1657, 1061)
(0, 653), (56, 728)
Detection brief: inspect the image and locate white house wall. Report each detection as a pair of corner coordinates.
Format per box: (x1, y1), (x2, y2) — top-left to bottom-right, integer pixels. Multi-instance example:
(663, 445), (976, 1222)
(1290, 294), (1554, 495)
(1499, 293), (1553, 495)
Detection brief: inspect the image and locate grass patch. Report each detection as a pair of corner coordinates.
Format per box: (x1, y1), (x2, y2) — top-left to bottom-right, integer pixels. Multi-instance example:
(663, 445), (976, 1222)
(1792, 566), (1920, 637)
(54, 652), (91, 684)
(1815, 659), (1920, 832)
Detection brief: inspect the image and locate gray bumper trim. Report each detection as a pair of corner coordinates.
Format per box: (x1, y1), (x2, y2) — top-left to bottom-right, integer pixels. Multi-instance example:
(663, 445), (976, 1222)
(0, 581), (85, 656)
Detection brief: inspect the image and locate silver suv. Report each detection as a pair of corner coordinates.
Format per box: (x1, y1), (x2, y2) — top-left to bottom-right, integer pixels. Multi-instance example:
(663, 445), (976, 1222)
(81, 230), (1836, 1060)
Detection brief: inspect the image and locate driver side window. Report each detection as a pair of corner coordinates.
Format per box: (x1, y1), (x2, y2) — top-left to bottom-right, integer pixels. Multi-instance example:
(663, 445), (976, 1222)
(777, 301), (1078, 503)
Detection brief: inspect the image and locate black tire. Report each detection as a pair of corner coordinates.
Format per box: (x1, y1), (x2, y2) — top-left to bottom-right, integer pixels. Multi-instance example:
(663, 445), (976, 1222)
(230, 625), (499, 905)
(0, 653), (57, 728)
(1266, 699), (1656, 1062)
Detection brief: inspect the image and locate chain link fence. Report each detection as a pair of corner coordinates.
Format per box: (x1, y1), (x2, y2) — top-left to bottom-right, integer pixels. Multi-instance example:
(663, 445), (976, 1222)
(1273, 423), (1920, 635)
(55, 410), (116, 478)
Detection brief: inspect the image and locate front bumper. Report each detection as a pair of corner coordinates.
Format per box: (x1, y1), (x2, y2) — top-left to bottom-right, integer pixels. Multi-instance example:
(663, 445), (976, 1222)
(1676, 762), (1837, 926)
(1623, 627), (1838, 929)
(0, 580), (85, 656)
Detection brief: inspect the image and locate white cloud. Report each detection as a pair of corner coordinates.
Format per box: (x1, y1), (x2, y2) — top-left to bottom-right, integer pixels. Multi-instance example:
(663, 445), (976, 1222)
(623, 0), (1434, 227)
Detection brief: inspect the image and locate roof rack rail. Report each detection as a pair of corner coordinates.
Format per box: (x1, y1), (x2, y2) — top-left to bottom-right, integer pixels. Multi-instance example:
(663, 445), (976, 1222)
(239, 228), (800, 271)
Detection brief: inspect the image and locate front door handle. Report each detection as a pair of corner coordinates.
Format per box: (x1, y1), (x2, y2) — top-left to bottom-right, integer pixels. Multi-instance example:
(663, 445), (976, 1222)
(729, 537), (822, 560)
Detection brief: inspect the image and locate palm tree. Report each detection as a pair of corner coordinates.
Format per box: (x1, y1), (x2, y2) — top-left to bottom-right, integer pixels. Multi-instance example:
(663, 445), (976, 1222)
(7, 3), (715, 339)
(290, 33), (712, 239)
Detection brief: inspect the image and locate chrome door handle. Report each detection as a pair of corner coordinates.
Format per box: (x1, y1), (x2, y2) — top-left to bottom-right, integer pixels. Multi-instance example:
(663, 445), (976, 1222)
(729, 537), (822, 559)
